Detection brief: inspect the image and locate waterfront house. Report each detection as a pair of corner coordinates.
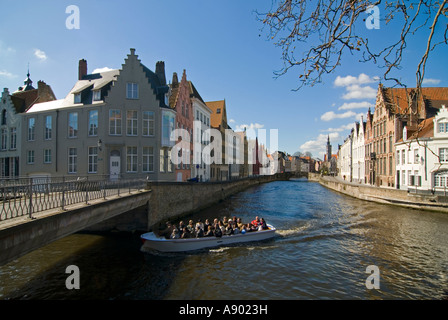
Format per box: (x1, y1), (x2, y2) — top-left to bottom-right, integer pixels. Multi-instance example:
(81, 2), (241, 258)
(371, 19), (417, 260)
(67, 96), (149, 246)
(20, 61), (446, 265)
(339, 132), (353, 181)
(20, 49), (176, 181)
(206, 100), (230, 181)
(0, 72), (56, 179)
(352, 119), (366, 183)
(189, 81), (212, 182)
(395, 105), (448, 192)
(169, 70), (193, 181)
(364, 108), (374, 184)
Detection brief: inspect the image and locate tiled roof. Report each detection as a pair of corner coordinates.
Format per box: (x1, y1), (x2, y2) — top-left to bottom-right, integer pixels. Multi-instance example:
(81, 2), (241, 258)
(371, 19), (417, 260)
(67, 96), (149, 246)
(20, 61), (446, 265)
(206, 100), (227, 128)
(382, 86), (448, 115)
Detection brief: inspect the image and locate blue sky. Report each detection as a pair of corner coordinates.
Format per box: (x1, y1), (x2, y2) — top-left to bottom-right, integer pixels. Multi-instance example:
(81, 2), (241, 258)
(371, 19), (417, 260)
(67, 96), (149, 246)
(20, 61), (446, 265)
(1, 0), (446, 159)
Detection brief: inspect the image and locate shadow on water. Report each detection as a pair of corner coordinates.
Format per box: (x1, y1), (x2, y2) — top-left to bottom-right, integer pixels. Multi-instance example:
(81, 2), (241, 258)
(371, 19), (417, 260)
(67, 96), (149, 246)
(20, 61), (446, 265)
(1, 232), (187, 300)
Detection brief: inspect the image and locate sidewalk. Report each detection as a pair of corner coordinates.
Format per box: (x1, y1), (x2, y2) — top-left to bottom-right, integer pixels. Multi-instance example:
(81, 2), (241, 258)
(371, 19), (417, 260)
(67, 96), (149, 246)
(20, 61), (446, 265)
(318, 175), (448, 214)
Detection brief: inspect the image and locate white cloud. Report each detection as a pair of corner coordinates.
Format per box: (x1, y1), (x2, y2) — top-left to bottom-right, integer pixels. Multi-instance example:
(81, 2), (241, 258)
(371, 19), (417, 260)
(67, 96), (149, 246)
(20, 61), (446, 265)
(234, 123), (264, 132)
(422, 78), (441, 85)
(92, 67), (114, 73)
(228, 119), (236, 124)
(342, 84), (377, 100)
(299, 132), (340, 158)
(338, 101), (373, 110)
(322, 123), (355, 133)
(321, 110), (356, 121)
(0, 70), (17, 78)
(34, 49), (47, 61)
(334, 73), (378, 87)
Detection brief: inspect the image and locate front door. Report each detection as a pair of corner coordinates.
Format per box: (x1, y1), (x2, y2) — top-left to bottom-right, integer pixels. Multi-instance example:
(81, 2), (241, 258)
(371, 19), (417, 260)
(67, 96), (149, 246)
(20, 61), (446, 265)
(110, 155), (121, 180)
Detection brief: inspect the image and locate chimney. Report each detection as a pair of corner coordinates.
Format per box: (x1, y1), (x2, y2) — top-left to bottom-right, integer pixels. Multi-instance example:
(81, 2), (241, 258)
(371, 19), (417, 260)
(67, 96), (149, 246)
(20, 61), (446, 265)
(156, 61), (166, 86)
(172, 72), (178, 86)
(78, 59), (87, 80)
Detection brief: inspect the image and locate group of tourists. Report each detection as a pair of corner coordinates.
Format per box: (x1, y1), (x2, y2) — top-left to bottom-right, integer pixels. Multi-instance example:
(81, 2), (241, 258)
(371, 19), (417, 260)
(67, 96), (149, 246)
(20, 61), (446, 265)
(160, 216), (268, 239)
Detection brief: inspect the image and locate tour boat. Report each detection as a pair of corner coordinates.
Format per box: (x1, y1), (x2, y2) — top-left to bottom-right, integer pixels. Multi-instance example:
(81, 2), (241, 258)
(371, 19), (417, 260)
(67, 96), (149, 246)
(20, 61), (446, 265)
(140, 224), (276, 253)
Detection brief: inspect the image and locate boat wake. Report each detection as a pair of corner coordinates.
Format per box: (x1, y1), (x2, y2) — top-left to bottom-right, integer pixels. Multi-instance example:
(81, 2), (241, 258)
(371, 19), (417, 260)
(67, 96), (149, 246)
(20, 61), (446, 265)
(276, 222), (312, 238)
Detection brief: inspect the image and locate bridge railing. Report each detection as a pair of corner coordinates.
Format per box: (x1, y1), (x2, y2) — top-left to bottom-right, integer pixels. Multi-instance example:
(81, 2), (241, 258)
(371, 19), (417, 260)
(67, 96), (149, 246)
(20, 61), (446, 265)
(0, 176), (149, 222)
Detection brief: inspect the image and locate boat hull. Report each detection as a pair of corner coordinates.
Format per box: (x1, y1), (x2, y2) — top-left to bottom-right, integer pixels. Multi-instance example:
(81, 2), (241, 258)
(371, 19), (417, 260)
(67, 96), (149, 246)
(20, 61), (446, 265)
(140, 225), (276, 253)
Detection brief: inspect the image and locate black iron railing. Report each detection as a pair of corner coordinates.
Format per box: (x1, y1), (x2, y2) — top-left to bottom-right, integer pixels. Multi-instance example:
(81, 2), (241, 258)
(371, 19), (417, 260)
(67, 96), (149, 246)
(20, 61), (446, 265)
(0, 176), (149, 222)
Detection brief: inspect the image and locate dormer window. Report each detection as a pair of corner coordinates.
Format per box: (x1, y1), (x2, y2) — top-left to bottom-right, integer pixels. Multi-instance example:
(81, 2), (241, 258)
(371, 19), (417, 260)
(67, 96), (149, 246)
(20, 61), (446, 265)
(93, 90), (101, 101)
(74, 93), (81, 104)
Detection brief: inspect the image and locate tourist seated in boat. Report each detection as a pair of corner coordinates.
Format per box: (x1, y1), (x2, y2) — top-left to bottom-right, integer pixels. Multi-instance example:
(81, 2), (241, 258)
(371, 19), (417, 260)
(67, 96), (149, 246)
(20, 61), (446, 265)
(181, 227), (193, 239)
(170, 227), (180, 239)
(195, 219), (204, 231)
(204, 219), (211, 232)
(187, 220), (195, 233)
(223, 216), (229, 228)
(224, 223), (234, 235)
(260, 218), (268, 230)
(251, 216), (261, 228)
(204, 225), (214, 237)
(237, 218), (244, 230)
(195, 225), (204, 238)
(213, 225), (223, 237)
(233, 224), (240, 234)
(178, 221), (186, 232)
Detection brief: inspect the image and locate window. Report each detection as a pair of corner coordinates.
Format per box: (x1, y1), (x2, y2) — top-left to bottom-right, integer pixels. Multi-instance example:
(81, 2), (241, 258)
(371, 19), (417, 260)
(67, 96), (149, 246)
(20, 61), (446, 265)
(109, 109), (122, 135)
(44, 149), (51, 163)
(126, 110), (138, 136)
(143, 147), (154, 172)
(1, 109), (6, 125)
(397, 150), (400, 165)
(438, 121), (448, 133)
(402, 170), (406, 186)
(435, 171), (448, 187)
(68, 112), (78, 138)
(439, 148), (448, 162)
(402, 149), (406, 165)
(74, 93), (81, 104)
(126, 83), (139, 99)
(89, 110), (98, 136)
(160, 149), (165, 172)
(88, 147), (98, 173)
(68, 148), (77, 173)
(27, 150), (35, 164)
(389, 156), (393, 175)
(143, 111), (155, 136)
(414, 149), (419, 164)
(93, 90), (101, 101)
(10, 127), (16, 150)
(126, 146), (138, 172)
(0, 129), (6, 150)
(28, 118), (35, 141)
(45, 115), (52, 140)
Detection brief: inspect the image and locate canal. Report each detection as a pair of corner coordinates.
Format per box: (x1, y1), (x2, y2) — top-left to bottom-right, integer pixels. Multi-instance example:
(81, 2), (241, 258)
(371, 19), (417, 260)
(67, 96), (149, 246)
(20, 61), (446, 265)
(1, 180), (447, 300)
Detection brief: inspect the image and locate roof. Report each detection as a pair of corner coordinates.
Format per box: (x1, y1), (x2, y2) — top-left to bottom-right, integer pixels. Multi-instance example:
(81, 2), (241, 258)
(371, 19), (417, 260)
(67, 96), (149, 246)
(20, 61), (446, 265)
(396, 117), (435, 142)
(27, 69), (119, 113)
(382, 86), (448, 115)
(206, 100), (227, 128)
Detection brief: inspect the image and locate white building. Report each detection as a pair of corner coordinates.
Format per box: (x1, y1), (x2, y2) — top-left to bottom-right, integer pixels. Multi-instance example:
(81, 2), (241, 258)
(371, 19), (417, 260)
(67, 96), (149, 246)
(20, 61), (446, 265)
(352, 120), (366, 183)
(339, 133), (353, 181)
(395, 105), (448, 192)
(190, 81), (212, 182)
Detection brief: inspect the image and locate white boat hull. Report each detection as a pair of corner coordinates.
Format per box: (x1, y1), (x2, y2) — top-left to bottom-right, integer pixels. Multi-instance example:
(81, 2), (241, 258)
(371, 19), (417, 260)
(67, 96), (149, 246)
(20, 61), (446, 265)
(140, 224), (276, 253)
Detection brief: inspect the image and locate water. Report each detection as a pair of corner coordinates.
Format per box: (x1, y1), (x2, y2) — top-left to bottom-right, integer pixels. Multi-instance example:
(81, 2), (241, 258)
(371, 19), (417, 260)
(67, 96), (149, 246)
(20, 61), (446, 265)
(1, 180), (447, 300)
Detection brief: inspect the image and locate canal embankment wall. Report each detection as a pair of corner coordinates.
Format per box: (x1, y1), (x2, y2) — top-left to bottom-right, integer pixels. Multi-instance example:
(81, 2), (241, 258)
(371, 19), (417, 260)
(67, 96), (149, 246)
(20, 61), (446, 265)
(88, 174), (287, 232)
(146, 174), (285, 230)
(318, 176), (448, 214)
